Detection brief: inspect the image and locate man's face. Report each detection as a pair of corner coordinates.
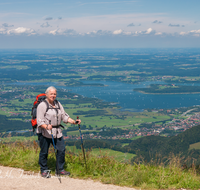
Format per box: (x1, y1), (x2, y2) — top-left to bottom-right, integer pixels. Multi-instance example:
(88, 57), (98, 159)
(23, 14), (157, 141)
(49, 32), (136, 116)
(46, 89), (57, 103)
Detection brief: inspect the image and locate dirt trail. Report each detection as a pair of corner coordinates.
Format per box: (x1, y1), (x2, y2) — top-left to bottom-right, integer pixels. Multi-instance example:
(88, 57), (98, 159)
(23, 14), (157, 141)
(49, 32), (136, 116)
(0, 166), (136, 190)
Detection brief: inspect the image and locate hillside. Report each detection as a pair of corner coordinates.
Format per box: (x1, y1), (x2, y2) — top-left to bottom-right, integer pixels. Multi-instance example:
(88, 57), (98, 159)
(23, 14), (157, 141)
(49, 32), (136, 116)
(125, 125), (200, 165)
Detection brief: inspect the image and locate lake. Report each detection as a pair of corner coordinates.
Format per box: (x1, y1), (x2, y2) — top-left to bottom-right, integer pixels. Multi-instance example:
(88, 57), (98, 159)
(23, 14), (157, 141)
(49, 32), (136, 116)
(13, 80), (200, 111)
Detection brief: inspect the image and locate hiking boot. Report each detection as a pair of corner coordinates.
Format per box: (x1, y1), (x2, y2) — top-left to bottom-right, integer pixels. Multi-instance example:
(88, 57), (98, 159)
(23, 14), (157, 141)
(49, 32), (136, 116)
(41, 170), (51, 178)
(59, 170), (70, 176)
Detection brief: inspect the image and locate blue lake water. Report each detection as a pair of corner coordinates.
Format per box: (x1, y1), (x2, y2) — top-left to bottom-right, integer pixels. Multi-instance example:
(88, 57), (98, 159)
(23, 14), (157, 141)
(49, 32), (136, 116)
(12, 80), (200, 111)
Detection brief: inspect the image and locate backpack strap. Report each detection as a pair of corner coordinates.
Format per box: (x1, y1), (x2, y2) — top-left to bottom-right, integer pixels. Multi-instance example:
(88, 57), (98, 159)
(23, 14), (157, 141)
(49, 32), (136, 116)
(44, 99), (60, 113)
(54, 100), (60, 109)
(43, 99), (49, 113)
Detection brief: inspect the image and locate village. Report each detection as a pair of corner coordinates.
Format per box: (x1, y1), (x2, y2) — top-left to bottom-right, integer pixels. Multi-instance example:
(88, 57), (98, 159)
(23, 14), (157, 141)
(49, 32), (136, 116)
(64, 108), (200, 140)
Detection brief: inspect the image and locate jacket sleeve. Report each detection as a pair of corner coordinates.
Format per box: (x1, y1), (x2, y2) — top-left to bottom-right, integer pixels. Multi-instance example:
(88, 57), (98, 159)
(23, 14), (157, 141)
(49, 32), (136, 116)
(59, 102), (70, 123)
(37, 102), (47, 127)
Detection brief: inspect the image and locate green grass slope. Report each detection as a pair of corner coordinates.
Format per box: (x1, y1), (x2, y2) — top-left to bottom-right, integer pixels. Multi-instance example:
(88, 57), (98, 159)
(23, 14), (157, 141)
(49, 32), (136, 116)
(1, 141), (200, 189)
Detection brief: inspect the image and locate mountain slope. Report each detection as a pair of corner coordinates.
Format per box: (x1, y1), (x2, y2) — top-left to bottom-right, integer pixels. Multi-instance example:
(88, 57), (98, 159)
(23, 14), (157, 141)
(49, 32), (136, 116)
(126, 125), (200, 164)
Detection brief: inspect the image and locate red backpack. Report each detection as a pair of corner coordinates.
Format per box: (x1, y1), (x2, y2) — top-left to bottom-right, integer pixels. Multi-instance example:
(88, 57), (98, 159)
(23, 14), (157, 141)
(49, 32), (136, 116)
(31, 93), (48, 132)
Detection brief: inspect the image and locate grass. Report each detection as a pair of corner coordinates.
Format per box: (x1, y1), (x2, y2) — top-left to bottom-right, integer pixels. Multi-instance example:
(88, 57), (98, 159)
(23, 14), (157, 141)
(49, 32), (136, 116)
(66, 146), (136, 162)
(1, 141), (200, 189)
(189, 142), (200, 150)
(0, 136), (37, 143)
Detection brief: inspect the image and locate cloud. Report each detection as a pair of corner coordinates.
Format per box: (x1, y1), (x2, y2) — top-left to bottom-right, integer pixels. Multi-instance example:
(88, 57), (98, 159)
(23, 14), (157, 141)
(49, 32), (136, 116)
(49, 30), (57, 35)
(169, 24), (185, 27)
(146, 28), (152, 34)
(127, 23), (135, 27)
(190, 29), (200, 34)
(113, 29), (122, 34)
(63, 29), (76, 35)
(45, 17), (53, 20)
(88, 30), (112, 36)
(88, 28), (154, 36)
(2, 23), (14, 27)
(58, 17), (62, 20)
(152, 20), (162, 24)
(123, 31), (132, 35)
(48, 28), (155, 37)
(132, 28), (154, 36)
(40, 22), (50, 28)
(49, 28), (77, 35)
(155, 32), (162, 35)
(169, 23), (180, 27)
(179, 29), (200, 37)
(7, 27), (35, 35)
(0, 28), (6, 34)
(180, 32), (186, 36)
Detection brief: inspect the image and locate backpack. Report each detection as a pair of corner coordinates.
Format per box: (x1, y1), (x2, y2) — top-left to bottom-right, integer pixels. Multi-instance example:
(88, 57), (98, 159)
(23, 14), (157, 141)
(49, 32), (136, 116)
(31, 93), (48, 132)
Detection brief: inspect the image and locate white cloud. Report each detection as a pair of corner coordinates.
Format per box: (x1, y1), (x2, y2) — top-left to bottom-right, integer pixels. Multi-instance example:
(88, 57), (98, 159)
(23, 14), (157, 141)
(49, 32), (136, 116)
(180, 32), (186, 36)
(113, 29), (122, 34)
(132, 28), (153, 36)
(190, 29), (200, 34)
(2, 23), (200, 39)
(49, 29), (57, 35)
(178, 29), (200, 37)
(134, 31), (141, 35)
(49, 28), (77, 36)
(146, 28), (152, 34)
(7, 27), (35, 35)
(155, 32), (162, 35)
(0, 28), (6, 34)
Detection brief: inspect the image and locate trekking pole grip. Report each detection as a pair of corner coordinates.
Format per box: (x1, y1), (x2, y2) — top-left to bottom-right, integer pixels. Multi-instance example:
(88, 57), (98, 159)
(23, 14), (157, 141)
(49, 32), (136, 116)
(75, 116), (79, 124)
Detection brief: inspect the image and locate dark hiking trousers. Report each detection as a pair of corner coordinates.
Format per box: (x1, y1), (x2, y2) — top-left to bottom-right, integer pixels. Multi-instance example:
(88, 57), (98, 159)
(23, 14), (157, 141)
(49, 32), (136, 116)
(37, 133), (65, 173)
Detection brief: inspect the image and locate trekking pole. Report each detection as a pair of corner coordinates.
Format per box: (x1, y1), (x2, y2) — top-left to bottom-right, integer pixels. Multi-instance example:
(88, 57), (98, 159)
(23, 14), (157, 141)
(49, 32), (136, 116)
(50, 121), (61, 183)
(76, 116), (87, 170)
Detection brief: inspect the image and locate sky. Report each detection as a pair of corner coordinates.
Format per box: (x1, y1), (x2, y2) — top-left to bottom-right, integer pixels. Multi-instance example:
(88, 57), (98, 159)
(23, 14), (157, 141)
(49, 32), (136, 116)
(0, 0), (200, 48)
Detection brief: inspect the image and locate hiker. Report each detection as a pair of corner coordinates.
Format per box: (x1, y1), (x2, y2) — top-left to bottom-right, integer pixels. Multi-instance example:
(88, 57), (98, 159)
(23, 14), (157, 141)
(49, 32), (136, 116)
(36, 86), (81, 178)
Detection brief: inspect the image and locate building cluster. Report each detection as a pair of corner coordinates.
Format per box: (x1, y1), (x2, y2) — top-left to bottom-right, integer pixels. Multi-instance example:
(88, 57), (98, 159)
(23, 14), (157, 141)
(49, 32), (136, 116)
(64, 112), (200, 140)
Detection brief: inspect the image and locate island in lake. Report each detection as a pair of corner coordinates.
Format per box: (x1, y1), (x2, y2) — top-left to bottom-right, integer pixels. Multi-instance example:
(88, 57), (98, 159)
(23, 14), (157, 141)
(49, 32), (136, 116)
(134, 84), (200, 94)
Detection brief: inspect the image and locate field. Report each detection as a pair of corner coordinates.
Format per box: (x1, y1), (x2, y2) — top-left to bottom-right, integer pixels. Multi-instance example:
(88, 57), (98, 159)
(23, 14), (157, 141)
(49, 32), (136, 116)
(189, 142), (200, 150)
